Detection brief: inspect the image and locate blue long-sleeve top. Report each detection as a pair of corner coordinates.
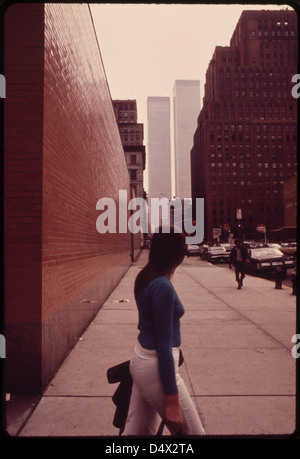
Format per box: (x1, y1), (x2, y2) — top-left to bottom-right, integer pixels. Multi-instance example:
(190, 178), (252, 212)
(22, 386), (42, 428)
(136, 275), (185, 395)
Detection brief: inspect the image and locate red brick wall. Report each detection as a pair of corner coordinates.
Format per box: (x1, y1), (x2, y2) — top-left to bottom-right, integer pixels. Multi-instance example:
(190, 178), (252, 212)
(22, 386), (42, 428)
(42, 4), (131, 320)
(4, 3), (133, 394)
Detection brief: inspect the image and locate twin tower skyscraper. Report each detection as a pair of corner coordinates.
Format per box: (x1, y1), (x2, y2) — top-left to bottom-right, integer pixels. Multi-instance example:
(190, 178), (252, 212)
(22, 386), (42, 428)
(147, 80), (200, 203)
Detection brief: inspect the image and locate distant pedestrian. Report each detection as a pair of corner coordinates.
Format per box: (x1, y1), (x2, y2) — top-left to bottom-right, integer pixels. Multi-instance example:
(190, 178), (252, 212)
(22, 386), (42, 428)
(122, 226), (205, 436)
(229, 238), (248, 289)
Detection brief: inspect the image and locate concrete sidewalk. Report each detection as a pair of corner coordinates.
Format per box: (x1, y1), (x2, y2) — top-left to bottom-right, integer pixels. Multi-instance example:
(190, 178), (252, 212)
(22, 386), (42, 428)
(5, 250), (297, 437)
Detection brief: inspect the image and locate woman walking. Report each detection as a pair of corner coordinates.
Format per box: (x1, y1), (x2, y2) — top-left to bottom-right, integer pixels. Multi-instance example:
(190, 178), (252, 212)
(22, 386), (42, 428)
(122, 227), (205, 436)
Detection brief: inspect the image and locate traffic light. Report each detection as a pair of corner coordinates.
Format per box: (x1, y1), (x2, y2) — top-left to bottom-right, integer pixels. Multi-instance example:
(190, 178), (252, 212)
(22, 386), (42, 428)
(183, 219), (196, 237)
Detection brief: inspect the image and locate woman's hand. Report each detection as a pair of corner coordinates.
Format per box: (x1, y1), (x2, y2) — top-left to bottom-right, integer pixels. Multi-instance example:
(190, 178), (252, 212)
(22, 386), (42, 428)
(165, 393), (183, 434)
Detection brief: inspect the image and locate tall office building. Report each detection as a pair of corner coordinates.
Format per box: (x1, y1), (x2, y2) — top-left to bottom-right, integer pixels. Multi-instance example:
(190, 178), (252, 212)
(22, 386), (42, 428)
(147, 97), (172, 202)
(173, 80), (200, 199)
(191, 9), (297, 242)
(113, 99), (146, 199)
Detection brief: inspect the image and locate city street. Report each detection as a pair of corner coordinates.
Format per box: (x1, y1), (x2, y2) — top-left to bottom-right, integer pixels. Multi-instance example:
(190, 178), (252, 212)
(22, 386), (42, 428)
(6, 249), (297, 438)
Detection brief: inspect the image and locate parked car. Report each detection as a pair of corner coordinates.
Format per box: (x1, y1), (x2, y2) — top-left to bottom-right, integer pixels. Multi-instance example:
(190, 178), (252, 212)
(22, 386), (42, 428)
(199, 245), (209, 259)
(265, 243), (282, 249)
(243, 240), (261, 248)
(200, 245), (229, 263)
(278, 242), (297, 257)
(220, 243), (234, 256)
(186, 244), (200, 257)
(246, 247), (296, 274)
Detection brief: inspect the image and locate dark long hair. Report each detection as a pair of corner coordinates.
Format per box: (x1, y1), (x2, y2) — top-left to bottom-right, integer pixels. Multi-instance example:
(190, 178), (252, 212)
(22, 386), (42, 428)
(134, 226), (186, 299)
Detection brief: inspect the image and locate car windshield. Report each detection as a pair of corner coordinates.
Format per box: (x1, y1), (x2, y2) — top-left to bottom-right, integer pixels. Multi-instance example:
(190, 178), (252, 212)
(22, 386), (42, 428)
(251, 248), (283, 259)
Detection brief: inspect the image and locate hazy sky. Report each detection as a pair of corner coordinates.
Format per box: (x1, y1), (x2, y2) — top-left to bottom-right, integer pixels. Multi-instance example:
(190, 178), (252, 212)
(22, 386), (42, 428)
(89, 3), (293, 192)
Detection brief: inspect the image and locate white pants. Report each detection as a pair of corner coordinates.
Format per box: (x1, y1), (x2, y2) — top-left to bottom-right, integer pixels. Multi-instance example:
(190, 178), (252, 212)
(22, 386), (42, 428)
(122, 342), (206, 436)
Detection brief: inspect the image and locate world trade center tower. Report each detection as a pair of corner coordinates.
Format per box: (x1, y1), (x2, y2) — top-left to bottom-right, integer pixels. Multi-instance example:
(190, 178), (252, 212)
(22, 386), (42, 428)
(173, 80), (200, 200)
(147, 97), (172, 202)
